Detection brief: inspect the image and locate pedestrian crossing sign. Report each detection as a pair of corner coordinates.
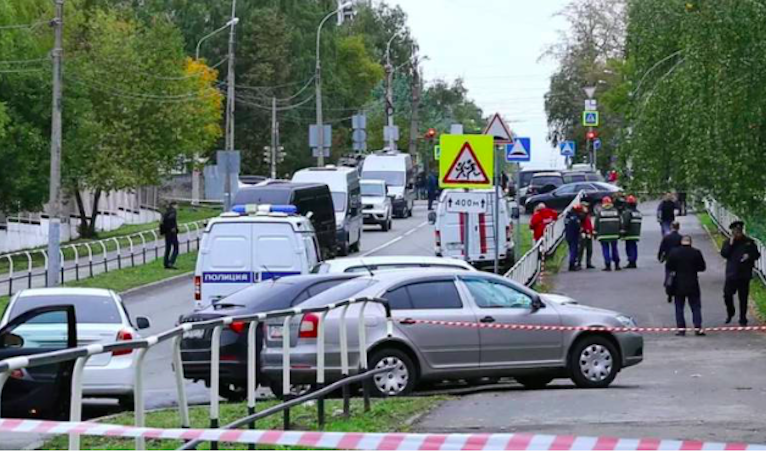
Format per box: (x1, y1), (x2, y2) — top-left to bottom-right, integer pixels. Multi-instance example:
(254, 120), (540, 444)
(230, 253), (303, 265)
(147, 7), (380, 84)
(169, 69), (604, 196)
(560, 141), (576, 157)
(439, 134), (494, 189)
(583, 111), (600, 127)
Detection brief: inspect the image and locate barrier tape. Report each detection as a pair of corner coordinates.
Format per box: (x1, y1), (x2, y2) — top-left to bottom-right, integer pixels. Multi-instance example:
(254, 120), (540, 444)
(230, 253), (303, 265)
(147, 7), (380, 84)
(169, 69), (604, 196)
(407, 319), (766, 334)
(0, 418), (763, 450)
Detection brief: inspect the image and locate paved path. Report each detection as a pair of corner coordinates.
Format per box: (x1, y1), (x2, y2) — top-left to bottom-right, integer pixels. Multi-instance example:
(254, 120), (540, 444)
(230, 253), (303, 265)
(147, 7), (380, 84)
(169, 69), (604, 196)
(418, 203), (766, 444)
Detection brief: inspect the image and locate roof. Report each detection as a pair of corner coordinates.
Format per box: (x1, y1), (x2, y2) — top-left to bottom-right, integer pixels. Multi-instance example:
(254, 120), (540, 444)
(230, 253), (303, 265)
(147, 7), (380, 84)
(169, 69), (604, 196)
(18, 287), (114, 298)
(241, 181), (328, 192)
(531, 171), (563, 177)
(208, 214), (313, 231)
(324, 256), (474, 270)
(360, 179), (386, 185)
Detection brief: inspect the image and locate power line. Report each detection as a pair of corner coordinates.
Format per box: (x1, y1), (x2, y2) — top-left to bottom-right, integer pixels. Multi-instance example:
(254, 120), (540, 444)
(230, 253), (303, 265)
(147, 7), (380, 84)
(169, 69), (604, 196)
(66, 74), (207, 103)
(236, 92), (316, 111)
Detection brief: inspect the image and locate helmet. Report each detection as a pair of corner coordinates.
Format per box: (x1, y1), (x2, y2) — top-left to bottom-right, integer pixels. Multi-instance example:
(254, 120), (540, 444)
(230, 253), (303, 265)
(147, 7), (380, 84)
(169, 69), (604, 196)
(572, 204), (583, 212)
(626, 195), (637, 205)
(602, 196), (613, 205)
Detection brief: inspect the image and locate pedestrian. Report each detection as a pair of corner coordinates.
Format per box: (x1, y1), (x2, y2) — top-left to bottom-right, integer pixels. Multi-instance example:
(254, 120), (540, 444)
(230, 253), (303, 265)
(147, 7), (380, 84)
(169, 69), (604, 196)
(529, 203), (559, 242)
(565, 205), (582, 271)
(608, 170), (619, 183)
(613, 191), (627, 214)
(161, 201), (179, 269)
(676, 191), (688, 216)
(657, 193), (676, 236)
(577, 202), (595, 269)
(666, 235), (707, 336)
(621, 195), (642, 269)
(658, 221), (683, 303)
(426, 171), (438, 211)
(416, 171), (426, 200)
(721, 221), (761, 326)
(595, 196), (621, 271)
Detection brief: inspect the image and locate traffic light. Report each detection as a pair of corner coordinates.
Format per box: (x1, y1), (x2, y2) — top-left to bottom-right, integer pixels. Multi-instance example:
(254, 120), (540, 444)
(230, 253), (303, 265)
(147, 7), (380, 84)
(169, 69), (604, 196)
(586, 130), (598, 141)
(263, 146), (271, 163)
(425, 128), (437, 141)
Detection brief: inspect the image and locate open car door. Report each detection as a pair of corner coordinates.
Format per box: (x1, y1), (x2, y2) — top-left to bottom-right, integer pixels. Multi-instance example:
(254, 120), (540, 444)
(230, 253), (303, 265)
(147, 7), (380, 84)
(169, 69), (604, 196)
(0, 305), (76, 420)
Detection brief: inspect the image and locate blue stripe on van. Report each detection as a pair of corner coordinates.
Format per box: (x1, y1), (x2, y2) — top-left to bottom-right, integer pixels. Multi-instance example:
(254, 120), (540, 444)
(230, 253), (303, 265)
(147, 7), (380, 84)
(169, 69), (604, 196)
(202, 272), (254, 284)
(259, 272), (301, 281)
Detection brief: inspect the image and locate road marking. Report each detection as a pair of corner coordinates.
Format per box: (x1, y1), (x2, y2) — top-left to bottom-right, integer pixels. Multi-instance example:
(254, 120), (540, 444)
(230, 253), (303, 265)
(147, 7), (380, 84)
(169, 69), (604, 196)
(363, 221), (428, 257)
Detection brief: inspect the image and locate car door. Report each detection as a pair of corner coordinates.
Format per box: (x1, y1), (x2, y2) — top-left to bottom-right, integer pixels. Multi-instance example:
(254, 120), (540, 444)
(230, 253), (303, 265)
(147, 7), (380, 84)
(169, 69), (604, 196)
(458, 276), (563, 368)
(389, 278), (480, 370)
(551, 185), (579, 210)
(0, 305), (77, 419)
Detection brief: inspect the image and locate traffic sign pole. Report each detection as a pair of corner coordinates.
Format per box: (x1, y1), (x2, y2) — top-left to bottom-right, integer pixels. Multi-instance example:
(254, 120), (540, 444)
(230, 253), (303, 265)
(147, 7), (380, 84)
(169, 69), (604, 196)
(493, 147), (500, 275)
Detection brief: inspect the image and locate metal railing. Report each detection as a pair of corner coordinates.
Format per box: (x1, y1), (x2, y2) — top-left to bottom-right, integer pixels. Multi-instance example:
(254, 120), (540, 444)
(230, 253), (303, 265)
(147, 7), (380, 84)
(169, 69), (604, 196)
(704, 198), (766, 284)
(506, 192), (584, 287)
(0, 296), (392, 450)
(0, 220), (207, 296)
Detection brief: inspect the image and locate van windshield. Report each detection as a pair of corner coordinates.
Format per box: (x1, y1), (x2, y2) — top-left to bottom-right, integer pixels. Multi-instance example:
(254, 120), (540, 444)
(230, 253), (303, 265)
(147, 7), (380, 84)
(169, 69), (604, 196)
(363, 171), (404, 187)
(233, 189), (290, 205)
(331, 192), (347, 212)
(361, 183), (386, 197)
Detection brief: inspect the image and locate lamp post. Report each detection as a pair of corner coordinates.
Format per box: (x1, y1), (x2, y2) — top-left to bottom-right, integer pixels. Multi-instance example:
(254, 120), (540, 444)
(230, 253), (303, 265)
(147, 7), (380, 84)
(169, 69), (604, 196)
(384, 30), (405, 152)
(315, 2), (352, 166)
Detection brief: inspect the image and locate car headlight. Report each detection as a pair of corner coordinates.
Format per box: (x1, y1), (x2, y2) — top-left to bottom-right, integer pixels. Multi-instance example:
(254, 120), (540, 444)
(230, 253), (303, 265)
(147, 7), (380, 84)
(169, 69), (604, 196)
(395, 194), (404, 200)
(616, 315), (637, 328)
(375, 203), (386, 210)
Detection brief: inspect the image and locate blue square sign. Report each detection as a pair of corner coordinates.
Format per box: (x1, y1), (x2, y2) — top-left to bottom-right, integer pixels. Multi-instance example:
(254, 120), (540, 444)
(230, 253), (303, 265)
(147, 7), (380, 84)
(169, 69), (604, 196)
(506, 138), (531, 162)
(560, 141), (576, 157)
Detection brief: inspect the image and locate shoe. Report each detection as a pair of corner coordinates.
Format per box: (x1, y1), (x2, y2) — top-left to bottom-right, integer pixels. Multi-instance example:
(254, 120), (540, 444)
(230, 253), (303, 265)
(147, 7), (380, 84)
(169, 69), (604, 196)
(675, 331), (686, 337)
(587, 264), (595, 269)
(627, 262), (637, 269)
(569, 265), (578, 272)
(695, 330), (706, 336)
(167, 265), (179, 270)
(739, 320), (749, 327)
(575, 265), (582, 271)
(725, 315), (733, 324)
(667, 296), (673, 304)
(614, 264), (622, 271)
(602, 266), (612, 272)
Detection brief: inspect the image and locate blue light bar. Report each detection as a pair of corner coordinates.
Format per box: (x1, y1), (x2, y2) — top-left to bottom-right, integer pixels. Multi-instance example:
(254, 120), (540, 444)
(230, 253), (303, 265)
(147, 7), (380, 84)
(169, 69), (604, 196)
(271, 205), (298, 215)
(232, 205), (246, 215)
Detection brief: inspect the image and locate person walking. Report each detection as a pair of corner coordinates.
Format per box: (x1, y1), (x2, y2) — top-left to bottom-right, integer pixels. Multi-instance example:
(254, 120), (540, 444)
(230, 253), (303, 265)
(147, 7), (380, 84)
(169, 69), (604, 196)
(657, 193), (676, 236)
(621, 195), (642, 269)
(565, 205), (582, 271)
(577, 202), (595, 269)
(595, 196), (622, 271)
(529, 203), (559, 242)
(721, 221), (761, 326)
(161, 201), (179, 270)
(666, 235), (707, 336)
(658, 221), (683, 303)
(426, 171), (438, 211)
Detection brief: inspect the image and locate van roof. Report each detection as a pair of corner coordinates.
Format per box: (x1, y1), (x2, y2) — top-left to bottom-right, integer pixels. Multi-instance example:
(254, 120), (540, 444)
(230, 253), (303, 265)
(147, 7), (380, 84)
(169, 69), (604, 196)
(207, 214), (314, 232)
(297, 165), (357, 174)
(245, 181), (328, 192)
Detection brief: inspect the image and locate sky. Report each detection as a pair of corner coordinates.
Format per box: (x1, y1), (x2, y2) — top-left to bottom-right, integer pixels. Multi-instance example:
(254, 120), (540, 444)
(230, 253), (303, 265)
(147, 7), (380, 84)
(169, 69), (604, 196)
(386, 0), (569, 169)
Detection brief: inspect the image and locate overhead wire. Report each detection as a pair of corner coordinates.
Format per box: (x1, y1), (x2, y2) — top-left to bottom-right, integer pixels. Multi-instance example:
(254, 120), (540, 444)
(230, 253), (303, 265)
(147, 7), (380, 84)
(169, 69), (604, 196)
(65, 74), (208, 103)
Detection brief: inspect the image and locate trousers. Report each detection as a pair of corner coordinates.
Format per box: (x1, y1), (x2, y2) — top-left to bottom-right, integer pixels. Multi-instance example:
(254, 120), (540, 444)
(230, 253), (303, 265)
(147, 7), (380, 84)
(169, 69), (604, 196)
(567, 237), (580, 267)
(724, 278), (751, 324)
(625, 240), (638, 263)
(164, 233), (179, 268)
(660, 221), (672, 236)
(675, 294), (702, 329)
(578, 237), (593, 266)
(601, 241), (620, 266)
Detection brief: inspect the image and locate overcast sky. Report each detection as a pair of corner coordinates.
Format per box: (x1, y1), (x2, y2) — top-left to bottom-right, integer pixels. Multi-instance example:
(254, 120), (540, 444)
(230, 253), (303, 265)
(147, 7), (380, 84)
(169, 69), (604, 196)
(386, 0), (569, 169)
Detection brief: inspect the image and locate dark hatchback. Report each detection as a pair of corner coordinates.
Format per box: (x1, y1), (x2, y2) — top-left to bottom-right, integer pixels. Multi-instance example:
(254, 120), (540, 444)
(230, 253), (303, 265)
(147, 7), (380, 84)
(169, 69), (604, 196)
(180, 274), (367, 400)
(525, 181), (622, 212)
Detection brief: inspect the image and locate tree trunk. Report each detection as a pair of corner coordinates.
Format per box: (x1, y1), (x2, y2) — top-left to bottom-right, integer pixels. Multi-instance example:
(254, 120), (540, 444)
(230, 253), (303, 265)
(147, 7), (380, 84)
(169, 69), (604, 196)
(87, 189), (102, 238)
(74, 187), (89, 237)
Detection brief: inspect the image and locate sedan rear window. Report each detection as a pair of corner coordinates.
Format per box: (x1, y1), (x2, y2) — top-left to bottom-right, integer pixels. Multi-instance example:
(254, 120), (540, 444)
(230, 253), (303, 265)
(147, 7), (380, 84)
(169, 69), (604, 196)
(10, 295), (121, 324)
(406, 281), (462, 309)
(531, 176), (563, 186)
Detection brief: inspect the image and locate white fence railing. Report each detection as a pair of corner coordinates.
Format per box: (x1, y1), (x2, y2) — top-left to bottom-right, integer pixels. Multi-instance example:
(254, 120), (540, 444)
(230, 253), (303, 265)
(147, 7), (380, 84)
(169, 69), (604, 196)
(0, 297), (392, 450)
(704, 198), (766, 284)
(506, 192), (584, 287)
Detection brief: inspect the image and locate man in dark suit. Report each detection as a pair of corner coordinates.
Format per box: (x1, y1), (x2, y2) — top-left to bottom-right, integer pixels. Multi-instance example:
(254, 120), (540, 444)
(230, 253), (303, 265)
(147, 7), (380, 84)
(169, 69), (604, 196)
(658, 221), (683, 303)
(161, 201), (179, 269)
(721, 221), (761, 326)
(666, 235), (707, 336)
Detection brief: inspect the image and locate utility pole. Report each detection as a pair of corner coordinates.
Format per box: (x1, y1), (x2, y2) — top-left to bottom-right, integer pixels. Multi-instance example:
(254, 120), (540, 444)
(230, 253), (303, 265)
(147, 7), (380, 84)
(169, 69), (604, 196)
(385, 60), (395, 151)
(223, 0), (237, 211)
(271, 97), (278, 179)
(46, 0), (64, 288)
(408, 52), (422, 165)
(315, 51), (325, 166)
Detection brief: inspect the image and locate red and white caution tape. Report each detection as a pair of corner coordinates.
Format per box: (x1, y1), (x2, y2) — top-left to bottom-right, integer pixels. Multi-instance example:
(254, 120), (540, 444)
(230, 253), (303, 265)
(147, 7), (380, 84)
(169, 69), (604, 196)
(407, 319), (766, 334)
(1, 418), (764, 450)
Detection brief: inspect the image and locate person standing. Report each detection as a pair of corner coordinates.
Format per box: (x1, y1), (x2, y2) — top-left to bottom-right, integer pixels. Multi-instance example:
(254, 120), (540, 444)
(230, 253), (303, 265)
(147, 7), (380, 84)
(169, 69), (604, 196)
(578, 202), (595, 269)
(161, 201), (179, 270)
(657, 193), (676, 236)
(565, 205), (582, 271)
(621, 195), (642, 269)
(658, 221), (683, 303)
(666, 235), (707, 336)
(426, 171), (438, 211)
(595, 196), (622, 271)
(721, 221), (761, 326)
(529, 203), (559, 242)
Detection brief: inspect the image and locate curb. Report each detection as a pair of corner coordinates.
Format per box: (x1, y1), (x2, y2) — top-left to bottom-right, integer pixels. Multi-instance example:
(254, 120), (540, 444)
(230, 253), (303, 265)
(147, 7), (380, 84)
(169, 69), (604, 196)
(119, 271), (194, 298)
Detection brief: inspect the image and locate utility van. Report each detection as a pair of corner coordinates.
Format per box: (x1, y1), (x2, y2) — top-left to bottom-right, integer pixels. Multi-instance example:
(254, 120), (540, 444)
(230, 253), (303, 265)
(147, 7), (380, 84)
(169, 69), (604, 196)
(193, 205), (320, 310)
(361, 152), (415, 218)
(430, 188), (515, 271)
(292, 166), (362, 256)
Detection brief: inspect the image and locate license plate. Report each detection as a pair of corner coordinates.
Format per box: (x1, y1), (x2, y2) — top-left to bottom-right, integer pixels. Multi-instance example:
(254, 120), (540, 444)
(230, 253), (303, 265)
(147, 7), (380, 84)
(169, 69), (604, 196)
(268, 325), (283, 339)
(183, 329), (205, 340)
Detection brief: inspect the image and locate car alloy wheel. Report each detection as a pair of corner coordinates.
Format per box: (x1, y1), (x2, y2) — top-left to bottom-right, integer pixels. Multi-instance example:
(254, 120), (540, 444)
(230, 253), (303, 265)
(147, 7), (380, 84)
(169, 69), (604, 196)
(370, 349), (416, 397)
(569, 336), (619, 388)
(579, 344), (613, 382)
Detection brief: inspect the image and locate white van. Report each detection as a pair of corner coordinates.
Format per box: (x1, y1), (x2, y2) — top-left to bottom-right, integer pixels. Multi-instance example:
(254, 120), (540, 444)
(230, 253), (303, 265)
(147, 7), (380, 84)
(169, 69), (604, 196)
(431, 188), (515, 271)
(361, 152), (415, 218)
(193, 205), (320, 310)
(292, 166), (362, 256)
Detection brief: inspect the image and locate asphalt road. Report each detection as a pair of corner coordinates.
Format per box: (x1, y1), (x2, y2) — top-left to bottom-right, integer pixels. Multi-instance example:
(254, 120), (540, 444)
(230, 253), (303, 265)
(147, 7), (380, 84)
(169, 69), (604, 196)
(417, 203), (766, 445)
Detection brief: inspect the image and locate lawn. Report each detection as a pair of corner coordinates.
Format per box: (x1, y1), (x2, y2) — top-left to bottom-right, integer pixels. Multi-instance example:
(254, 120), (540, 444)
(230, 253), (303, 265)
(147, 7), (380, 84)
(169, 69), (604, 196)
(39, 397), (447, 450)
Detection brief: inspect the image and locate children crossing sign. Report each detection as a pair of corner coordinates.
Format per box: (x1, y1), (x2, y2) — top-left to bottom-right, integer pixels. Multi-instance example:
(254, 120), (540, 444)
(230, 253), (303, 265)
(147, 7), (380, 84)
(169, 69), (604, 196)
(439, 134), (494, 189)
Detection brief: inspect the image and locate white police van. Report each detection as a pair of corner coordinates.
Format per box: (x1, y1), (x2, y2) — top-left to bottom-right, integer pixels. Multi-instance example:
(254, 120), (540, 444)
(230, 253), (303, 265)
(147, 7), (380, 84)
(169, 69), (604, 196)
(193, 205), (320, 310)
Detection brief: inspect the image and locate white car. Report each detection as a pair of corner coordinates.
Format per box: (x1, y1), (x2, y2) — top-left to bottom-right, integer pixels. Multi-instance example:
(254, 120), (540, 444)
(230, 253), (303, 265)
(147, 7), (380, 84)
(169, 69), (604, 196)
(312, 256), (476, 274)
(361, 179), (393, 231)
(0, 288), (151, 409)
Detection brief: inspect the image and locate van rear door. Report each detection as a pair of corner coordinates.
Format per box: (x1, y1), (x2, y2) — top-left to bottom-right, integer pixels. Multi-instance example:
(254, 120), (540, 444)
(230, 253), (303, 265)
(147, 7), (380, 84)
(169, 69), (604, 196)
(253, 223), (302, 280)
(200, 223), (253, 308)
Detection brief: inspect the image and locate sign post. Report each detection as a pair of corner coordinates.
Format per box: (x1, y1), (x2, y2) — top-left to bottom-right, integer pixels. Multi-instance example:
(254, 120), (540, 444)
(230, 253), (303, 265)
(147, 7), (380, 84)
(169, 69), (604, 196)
(505, 137), (531, 273)
(484, 114), (514, 274)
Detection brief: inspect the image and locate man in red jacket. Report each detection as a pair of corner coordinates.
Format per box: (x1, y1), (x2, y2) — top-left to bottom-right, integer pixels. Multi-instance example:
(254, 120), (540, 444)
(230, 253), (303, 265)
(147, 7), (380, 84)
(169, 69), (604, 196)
(530, 203), (559, 242)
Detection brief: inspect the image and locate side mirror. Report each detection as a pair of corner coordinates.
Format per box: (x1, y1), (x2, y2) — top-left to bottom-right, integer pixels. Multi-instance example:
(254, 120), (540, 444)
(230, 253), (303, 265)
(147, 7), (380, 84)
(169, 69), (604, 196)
(0, 333), (24, 348)
(428, 211), (437, 225)
(531, 297), (545, 313)
(407, 183), (414, 190)
(305, 211), (314, 220)
(136, 316), (151, 330)
(511, 206), (520, 220)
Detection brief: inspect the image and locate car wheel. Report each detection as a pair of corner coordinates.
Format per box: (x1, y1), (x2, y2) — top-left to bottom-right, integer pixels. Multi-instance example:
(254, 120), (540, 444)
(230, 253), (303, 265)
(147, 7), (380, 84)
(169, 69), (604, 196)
(351, 236), (361, 253)
(569, 336), (620, 389)
(118, 395), (135, 412)
(516, 376), (553, 390)
(369, 349), (417, 397)
(381, 219), (390, 231)
(338, 241), (350, 257)
(268, 382), (314, 399)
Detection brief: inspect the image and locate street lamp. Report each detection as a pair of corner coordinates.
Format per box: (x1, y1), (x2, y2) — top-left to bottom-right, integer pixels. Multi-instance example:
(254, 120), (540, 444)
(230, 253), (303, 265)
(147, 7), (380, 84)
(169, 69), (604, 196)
(315, 1), (353, 166)
(384, 30), (405, 152)
(195, 17), (239, 60)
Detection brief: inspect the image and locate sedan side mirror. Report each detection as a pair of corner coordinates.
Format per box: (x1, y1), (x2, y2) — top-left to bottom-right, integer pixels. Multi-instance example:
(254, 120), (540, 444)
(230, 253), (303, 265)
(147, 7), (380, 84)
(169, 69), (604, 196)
(136, 316), (151, 330)
(531, 297), (545, 313)
(0, 333), (24, 348)
(428, 211), (437, 225)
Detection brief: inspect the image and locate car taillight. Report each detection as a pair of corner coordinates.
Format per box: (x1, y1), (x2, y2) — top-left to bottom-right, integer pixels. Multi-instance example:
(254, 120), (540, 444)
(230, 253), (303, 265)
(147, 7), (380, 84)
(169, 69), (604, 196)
(113, 329), (134, 356)
(299, 313), (319, 339)
(194, 276), (201, 301)
(435, 231), (441, 248)
(229, 321), (246, 335)
(506, 225), (512, 243)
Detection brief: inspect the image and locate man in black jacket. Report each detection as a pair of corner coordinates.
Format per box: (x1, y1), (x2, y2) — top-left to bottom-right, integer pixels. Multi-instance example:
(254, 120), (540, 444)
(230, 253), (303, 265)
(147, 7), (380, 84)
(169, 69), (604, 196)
(161, 201), (179, 270)
(657, 193), (676, 236)
(666, 235), (707, 336)
(658, 221), (683, 303)
(721, 221), (761, 326)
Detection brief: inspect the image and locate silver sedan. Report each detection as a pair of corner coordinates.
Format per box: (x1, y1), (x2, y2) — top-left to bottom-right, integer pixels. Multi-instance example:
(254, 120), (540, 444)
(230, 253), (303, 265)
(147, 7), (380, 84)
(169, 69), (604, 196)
(262, 271), (643, 397)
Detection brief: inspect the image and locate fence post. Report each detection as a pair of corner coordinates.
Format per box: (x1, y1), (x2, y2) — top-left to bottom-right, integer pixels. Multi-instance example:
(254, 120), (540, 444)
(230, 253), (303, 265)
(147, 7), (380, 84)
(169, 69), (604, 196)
(99, 240), (108, 273)
(281, 315), (293, 431)
(5, 255), (13, 297)
(357, 301), (371, 412)
(84, 243), (94, 278)
(339, 305), (351, 417)
(133, 343), (152, 451)
(151, 230), (159, 260)
(183, 224), (191, 253)
(172, 334), (191, 429)
(316, 309), (330, 429)
(71, 245), (79, 282)
(68, 353), (93, 450)
(194, 222), (202, 250)
(24, 252), (32, 289)
(41, 250), (48, 287)
(59, 249), (65, 284)
(138, 232), (147, 264)
(247, 317), (263, 450)
(210, 325), (223, 451)
(126, 235), (135, 268)
(111, 238), (122, 270)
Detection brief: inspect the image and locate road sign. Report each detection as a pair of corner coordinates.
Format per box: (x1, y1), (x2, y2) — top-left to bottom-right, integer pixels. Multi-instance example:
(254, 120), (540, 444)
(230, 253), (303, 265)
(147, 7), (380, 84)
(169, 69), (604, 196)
(351, 114), (366, 130)
(439, 134), (494, 189)
(560, 141), (576, 157)
(483, 113), (514, 144)
(450, 124), (464, 135)
(434, 145), (441, 160)
(505, 137), (531, 162)
(584, 86), (597, 99)
(309, 125), (332, 148)
(445, 192), (489, 214)
(384, 125), (399, 142)
(585, 99), (597, 111)
(593, 138), (602, 150)
(583, 111), (600, 127)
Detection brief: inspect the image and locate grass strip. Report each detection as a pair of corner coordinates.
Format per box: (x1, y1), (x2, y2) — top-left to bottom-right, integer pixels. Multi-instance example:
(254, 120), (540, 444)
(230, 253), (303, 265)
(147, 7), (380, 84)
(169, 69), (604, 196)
(39, 397), (447, 450)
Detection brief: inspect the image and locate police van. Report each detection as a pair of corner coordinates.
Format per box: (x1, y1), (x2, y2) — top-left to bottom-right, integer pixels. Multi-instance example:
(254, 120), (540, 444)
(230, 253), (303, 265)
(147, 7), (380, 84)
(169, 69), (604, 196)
(193, 205), (320, 310)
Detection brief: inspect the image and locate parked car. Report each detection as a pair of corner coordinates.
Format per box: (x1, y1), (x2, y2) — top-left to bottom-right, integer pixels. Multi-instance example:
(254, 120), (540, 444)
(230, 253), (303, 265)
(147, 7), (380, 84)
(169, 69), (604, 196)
(0, 288), (151, 411)
(312, 256), (476, 274)
(360, 179), (393, 231)
(516, 169), (550, 206)
(525, 182), (622, 213)
(180, 274), (370, 400)
(361, 152), (415, 218)
(563, 170), (604, 184)
(526, 172), (565, 200)
(263, 270), (643, 397)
